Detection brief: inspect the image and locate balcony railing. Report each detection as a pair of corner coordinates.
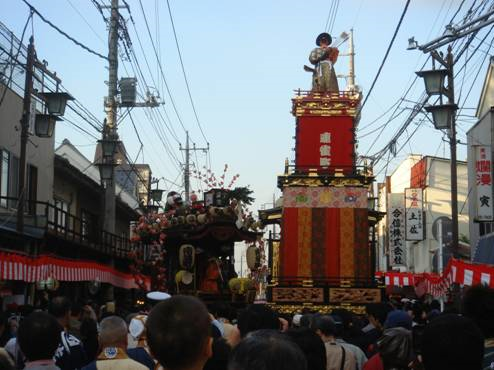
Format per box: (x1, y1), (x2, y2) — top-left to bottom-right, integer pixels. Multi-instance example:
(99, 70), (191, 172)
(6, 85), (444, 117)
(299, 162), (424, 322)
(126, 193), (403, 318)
(0, 196), (134, 258)
(282, 164), (373, 178)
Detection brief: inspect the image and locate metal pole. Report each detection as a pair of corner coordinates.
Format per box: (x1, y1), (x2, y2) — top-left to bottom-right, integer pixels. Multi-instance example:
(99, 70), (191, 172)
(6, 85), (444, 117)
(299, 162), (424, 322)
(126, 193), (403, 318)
(447, 46), (459, 258)
(348, 28), (355, 89)
(185, 131), (190, 204)
(438, 218), (444, 311)
(102, 0), (119, 235)
(17, 36), (35, 234)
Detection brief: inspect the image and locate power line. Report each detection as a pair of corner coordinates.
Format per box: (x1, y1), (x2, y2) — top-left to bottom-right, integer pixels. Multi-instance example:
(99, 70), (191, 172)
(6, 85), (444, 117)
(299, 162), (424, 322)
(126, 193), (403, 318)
(359, 0), (411, 114)
(66, 0), (105, 44)
(136, 0), (188, 135)
(166, 0), (209, 145)
(21, 0), (108, 61)
(0, 10), (32, 108)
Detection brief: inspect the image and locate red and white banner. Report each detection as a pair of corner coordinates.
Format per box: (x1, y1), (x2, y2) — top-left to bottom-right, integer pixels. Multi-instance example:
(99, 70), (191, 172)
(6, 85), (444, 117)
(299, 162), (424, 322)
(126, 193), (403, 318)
(377, 258), (494, 297)
(0, 253), (150, 290)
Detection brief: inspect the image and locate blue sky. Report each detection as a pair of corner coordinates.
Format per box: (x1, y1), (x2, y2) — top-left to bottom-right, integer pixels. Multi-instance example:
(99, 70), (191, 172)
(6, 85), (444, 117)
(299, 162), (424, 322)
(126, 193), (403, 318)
(1, 0), (489, 211)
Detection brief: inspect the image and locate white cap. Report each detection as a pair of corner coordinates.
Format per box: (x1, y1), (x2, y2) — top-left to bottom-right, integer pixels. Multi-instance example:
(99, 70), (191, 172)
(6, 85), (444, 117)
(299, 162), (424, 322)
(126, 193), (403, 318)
(292, 314), (302, 326)
(129, 315), (147, 339)
(146, 291), (171, 301)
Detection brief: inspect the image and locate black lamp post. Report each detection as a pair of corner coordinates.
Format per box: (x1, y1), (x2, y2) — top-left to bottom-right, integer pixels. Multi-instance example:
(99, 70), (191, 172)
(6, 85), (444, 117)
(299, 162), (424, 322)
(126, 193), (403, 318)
(416, 46), (459, 258)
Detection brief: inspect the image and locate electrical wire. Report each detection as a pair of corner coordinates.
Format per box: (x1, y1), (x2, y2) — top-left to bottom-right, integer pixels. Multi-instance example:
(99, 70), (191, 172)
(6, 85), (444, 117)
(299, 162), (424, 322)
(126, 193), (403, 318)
(21, 0), (108, 61)
(166, 0), (209, 145)
(358, 0), (411, 115)
(0, 10), (32, 108)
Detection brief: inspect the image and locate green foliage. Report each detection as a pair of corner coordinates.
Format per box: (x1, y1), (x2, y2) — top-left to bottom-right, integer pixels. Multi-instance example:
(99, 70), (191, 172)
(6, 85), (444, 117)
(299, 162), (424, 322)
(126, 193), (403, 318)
(227, 186), (255, 205)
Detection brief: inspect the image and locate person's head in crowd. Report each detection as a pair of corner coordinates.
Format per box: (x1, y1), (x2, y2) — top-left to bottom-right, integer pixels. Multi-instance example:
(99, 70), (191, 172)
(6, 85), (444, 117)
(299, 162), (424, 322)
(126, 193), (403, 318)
(462, 284), (494, 339)
(204, 338), (231, 370)
(299, 314), (313, 328)
(377, 327), (413, 370)
(429, 299), (441, 311)
(384, 310), (412, 330)
(0, 348), (14, 370)
(237, 304), (280, 338)
(285, 327), (326, 370)
(330, 308), (354, 335)
(98, 315), (128, 350)
(329, 314), (344, 337)
(17, 312), (62, 363)
(49, 296), (71, 328)
(80, 317), (99, 362)
(366, 302), (391, 330)
(229, 329), (307, 370)
(147, 295), (212, 370)
(421, 314), (484, 370)
(70, 302), (82, 319)
(311, 315), (337, 341)
(409, 301), (426, 325)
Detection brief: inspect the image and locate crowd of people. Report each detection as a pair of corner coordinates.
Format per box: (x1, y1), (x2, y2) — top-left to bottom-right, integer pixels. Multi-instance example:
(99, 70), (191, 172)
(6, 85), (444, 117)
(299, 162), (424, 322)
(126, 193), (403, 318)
(0, 284), (493, 370)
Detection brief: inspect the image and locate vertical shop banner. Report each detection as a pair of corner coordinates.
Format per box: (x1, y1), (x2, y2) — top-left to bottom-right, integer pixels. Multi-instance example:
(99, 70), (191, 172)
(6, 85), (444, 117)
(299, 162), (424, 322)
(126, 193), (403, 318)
(388, 193), (406, 267)
(475, 146), (493, 221)
(405, 188), (424, 241)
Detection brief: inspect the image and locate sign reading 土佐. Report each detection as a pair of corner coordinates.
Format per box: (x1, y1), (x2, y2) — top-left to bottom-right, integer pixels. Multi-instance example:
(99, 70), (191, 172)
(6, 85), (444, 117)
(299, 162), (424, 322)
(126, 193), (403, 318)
(405, 188), (424, 241)
(387, 193), (406, 267)
(475, 145), (493, 221)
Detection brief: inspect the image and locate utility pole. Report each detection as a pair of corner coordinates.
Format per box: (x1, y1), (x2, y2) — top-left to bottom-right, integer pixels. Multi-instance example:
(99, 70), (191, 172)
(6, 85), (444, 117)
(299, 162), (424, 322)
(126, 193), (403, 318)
(446, 46), (459, 258)
(348, 28), (355, 89)
(16, 36), (35, 234)
(180, 131), (209, 204)
(102, 0), (119, 234)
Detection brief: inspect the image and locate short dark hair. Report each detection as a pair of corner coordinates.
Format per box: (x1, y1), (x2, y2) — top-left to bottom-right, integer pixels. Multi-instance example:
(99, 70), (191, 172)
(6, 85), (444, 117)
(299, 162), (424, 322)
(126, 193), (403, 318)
(311, 315), (336, 337)
(421, 314), (484, 370)
(299, 314), (313, 328)
(229, 330), (307, 370)
(378, 327), (413, 369)
(462, 284), (494, 338)
(146, 295), (211, 370)
(48, 296), (71, 319)
(285, 328), (326, 370)
(17, 312), (62, 361)
(237, 304), (279, 338)
(366, 303), (392, 326)
(204, 338), (231, 370)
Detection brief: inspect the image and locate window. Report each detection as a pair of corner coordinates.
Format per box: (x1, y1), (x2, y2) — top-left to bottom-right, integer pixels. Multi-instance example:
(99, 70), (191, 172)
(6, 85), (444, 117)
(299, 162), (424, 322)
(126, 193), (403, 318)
(0, 150), (9, 207)
(480, 222), (494, 236)
(54, 198), (68, 231)
(8, 155), (19, 209)
(81, 209), (98, 242)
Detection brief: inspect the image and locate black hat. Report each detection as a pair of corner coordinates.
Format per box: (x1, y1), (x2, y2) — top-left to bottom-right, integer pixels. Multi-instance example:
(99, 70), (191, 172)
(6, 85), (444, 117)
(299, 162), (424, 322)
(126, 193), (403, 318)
(316, 32), (332, 46)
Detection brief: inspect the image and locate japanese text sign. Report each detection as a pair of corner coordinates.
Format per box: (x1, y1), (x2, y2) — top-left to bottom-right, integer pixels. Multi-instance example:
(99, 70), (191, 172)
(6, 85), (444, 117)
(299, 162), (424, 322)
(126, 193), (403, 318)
(475, 145), (493, 221)
(388, 193), (406, 267)
(405, 188), (424, 241)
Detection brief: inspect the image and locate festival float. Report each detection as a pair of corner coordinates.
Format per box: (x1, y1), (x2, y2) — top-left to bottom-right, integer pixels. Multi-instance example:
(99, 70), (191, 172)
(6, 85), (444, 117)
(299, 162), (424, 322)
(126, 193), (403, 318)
(260, 31), (385, 314)
(130, 165), (264, 304)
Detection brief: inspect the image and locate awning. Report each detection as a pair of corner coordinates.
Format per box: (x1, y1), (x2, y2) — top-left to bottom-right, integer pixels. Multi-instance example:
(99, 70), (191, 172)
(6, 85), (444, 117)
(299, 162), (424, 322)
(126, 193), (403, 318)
(473, 232), (494, 264)
(0, 252), (149, 290)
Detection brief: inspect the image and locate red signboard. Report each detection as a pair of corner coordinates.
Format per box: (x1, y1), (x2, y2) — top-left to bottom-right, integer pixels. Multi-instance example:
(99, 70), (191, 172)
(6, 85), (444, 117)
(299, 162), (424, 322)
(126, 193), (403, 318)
(295, 116), (355, 169)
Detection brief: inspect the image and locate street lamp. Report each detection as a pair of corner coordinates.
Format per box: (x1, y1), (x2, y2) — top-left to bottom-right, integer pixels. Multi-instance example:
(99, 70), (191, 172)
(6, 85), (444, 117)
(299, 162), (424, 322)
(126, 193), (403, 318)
(34, 114), (61, 138)
(151, 188), (164, 202)
(415, 44), (459, 258)
(424, 103), (458, 130)
(98, 138), (120, 158)
(415, 69), (449, 95)
(96, 161), (117, 184)
(39, 91), (73, 116)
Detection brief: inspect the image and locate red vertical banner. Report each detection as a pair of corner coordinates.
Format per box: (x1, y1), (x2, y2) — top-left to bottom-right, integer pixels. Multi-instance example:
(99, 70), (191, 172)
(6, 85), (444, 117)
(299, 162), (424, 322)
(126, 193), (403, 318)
(297, 208), (312, 278)
(281, 208), (299, 278)
(339, 208), (355, 278)
(354, 208), (370, 279)
(311, 208), (326, 278)
(325, 208), (340, 278)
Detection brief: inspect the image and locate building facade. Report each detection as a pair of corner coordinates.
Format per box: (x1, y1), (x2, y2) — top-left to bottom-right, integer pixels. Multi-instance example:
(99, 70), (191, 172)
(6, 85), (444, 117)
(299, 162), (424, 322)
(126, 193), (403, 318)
(376, 155), (469, 273)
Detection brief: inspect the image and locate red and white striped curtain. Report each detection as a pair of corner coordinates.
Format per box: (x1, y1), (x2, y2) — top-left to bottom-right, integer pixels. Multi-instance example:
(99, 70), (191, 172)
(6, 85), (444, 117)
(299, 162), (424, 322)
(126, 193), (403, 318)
(0, 253), (150, 290)
(377, 258), (494, 297)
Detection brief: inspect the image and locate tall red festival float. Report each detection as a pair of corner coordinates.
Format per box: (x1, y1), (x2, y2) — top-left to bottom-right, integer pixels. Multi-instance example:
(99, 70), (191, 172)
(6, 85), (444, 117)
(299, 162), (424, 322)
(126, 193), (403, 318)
(260, 32), (386, 313)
